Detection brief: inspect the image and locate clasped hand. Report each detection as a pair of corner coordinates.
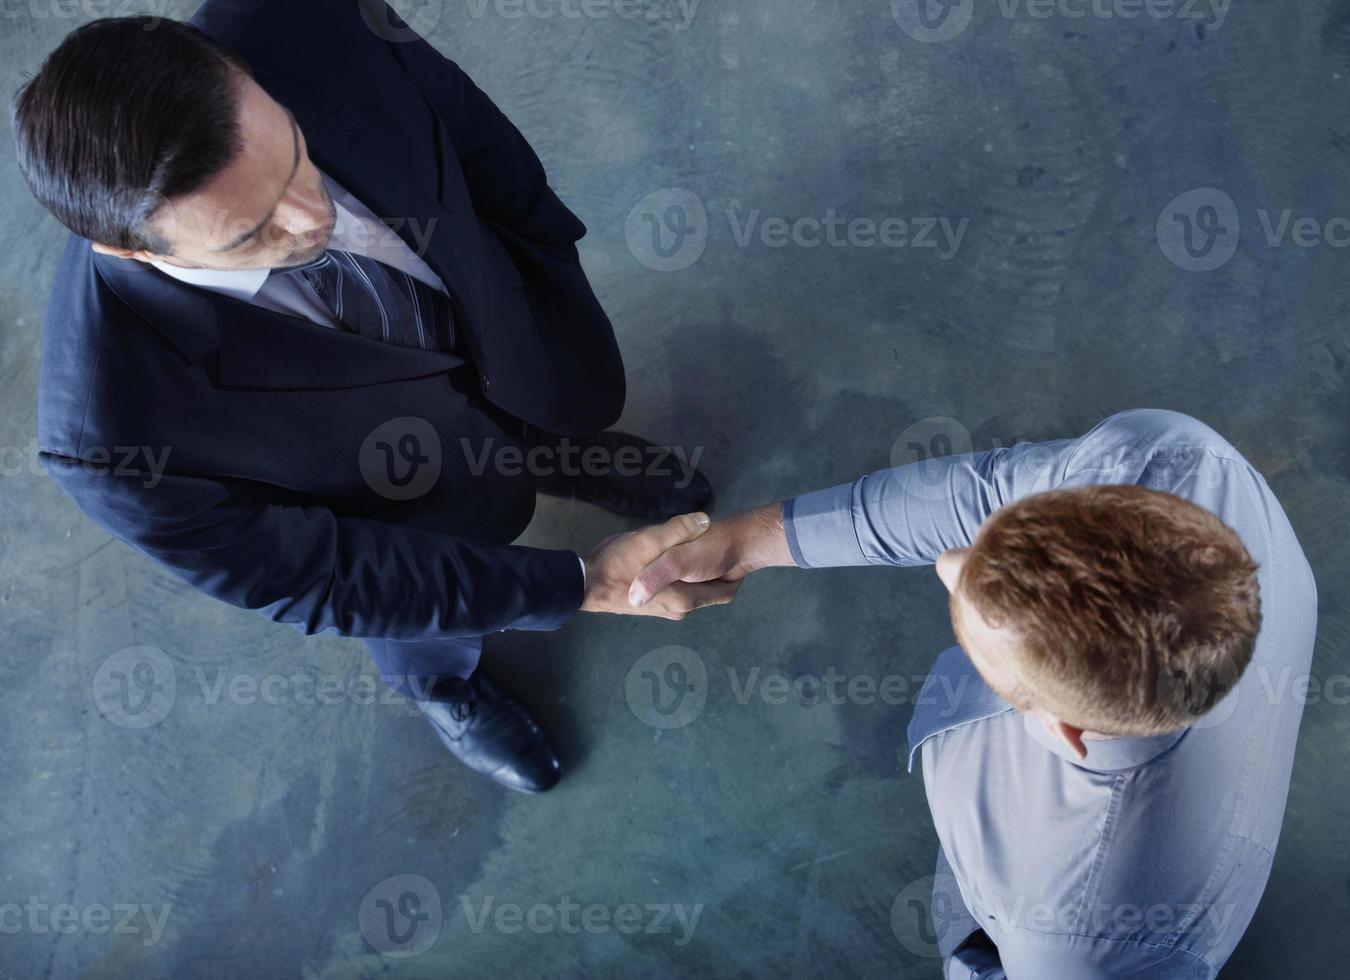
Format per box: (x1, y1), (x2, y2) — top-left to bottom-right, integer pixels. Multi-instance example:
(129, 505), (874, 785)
(580, 505), (791, 620)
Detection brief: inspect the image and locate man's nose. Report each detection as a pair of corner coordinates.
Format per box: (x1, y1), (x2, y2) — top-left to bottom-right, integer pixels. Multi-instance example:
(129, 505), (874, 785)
(276, 182), (330, 234)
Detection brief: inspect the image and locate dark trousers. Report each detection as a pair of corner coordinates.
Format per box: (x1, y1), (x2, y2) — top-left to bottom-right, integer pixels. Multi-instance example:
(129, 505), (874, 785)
(364, 634), (483, 700)
(360, 412), (602, 701)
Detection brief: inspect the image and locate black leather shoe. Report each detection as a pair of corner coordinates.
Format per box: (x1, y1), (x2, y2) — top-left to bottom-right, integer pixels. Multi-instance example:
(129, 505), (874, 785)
(416, 671), (561, 794)
(524, 427), (714, 521)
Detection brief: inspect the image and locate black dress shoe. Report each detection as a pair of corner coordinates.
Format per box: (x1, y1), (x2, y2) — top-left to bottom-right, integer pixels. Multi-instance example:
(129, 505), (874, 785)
(416, 671), (561, 794)
(524, 427), (714, 522)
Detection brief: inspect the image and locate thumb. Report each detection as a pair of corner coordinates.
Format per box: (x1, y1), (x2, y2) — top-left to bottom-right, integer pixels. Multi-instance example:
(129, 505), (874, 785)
(636, 511), (711, 556)
(629, 548), (685, 608)
(627, 513), (711, 607)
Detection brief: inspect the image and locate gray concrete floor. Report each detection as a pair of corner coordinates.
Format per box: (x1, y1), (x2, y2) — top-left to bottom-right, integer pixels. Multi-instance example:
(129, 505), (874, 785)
(3, 1), (1349, 977)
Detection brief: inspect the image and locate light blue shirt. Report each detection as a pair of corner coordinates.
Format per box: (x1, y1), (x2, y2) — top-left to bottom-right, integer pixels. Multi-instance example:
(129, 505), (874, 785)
(783, 409), (1317, 978)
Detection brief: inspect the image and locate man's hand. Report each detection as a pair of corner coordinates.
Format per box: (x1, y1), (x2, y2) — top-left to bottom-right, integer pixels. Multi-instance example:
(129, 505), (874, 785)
(581, 513), (741, 620)
(628, 503), (794, 608)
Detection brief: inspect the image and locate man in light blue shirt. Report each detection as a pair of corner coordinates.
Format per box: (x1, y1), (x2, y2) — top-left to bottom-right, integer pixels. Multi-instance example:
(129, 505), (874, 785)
(627, 409), (1317, 977)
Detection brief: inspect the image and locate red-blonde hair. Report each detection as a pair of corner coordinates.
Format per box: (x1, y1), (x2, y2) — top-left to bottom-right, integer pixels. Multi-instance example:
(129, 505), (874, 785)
(959, 485), (1261, 735)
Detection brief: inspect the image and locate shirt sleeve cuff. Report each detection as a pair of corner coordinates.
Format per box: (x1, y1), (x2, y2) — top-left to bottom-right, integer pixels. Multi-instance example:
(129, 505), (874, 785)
(782, 480), (870, 568)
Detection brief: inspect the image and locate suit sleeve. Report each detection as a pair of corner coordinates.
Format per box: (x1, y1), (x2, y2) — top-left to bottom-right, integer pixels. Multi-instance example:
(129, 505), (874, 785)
(365, 0), (587, 248)
(42, 452), (583, 641)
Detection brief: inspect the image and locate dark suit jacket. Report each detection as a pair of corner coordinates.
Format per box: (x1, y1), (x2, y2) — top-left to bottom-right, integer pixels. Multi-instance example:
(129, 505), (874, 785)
(35, 0), (625, 641)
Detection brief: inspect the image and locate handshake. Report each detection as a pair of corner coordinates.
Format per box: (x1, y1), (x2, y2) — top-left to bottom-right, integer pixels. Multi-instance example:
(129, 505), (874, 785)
(579, 505), (795, 620)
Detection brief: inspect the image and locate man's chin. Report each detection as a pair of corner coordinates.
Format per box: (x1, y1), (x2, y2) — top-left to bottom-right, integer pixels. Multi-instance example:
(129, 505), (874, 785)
(274, 243), (326, 269)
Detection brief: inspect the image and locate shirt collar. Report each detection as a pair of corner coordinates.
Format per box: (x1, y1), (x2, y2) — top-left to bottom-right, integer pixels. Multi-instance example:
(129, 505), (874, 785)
(1021, 712), (1189, 772)
(148, 257), (272, 301)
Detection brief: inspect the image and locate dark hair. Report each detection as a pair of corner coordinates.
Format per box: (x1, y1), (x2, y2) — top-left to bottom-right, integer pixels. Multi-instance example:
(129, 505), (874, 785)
(960, 484), (1262, 736)
(10, 16), (252, 253)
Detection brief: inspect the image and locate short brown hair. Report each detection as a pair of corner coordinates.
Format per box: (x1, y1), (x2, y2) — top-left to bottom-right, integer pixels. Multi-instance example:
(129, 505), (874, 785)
(959, 485), (1261, 736)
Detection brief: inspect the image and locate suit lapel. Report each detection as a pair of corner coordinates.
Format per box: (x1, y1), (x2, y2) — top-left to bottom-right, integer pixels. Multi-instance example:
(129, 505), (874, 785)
(95, 252), (467, 389)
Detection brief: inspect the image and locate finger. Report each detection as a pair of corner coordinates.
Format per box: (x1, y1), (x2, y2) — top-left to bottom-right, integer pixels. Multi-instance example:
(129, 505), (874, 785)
(631, 512), (711, 560)
(683, 578), (742, 607)
(652, 579), (741, 619)
(629, 546), (692, 608)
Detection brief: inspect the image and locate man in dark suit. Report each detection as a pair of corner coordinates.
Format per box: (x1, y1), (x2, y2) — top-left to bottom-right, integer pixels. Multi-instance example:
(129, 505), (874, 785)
(12, 1), (734, 793)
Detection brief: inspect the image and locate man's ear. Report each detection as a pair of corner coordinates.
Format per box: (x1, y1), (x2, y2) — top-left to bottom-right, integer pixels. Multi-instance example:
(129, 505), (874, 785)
(90, 242), (136, 259)
(1042, 717), (1088, 760)
(90, 242), (171, 264)
(935, 547), (969, 594)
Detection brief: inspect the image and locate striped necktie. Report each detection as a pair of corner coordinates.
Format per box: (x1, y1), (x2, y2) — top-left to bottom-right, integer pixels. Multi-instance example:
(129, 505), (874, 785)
(280, 249), (455, 352)
(905, 645), (1013, 772)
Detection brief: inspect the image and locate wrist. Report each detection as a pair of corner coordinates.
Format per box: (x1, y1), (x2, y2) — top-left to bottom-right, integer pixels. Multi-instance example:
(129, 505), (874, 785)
(732, 503), (793, 574)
